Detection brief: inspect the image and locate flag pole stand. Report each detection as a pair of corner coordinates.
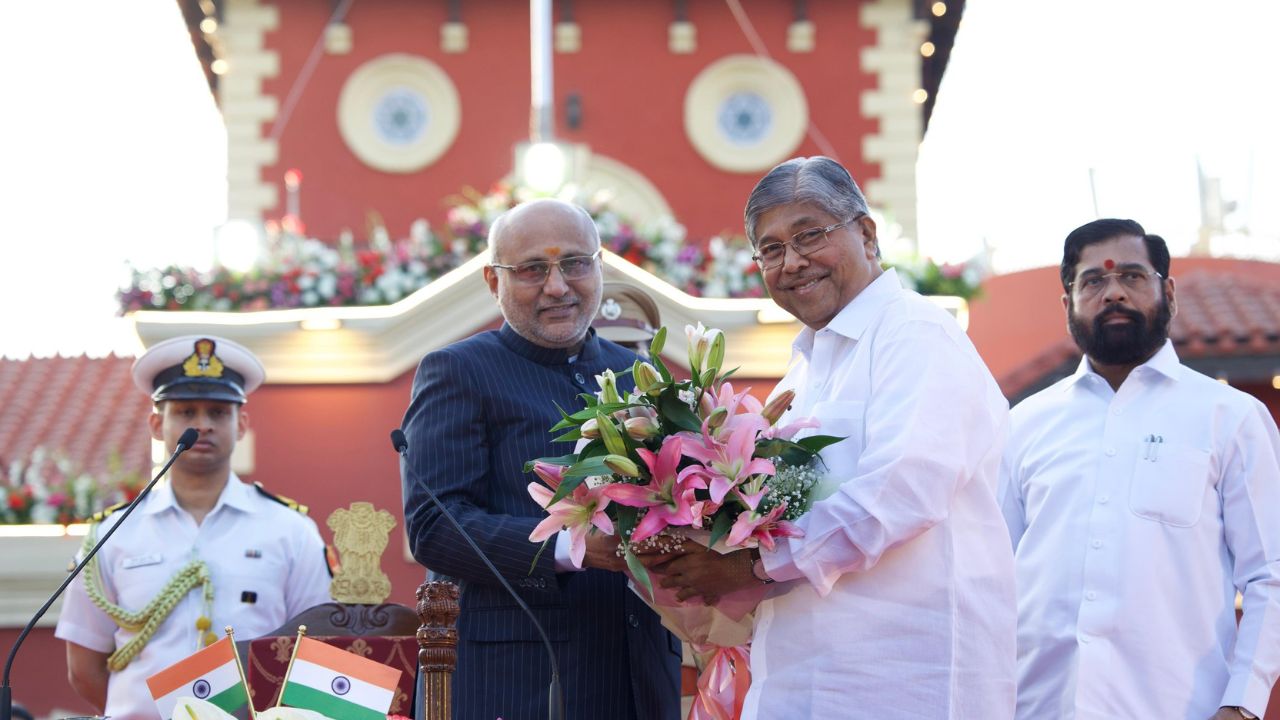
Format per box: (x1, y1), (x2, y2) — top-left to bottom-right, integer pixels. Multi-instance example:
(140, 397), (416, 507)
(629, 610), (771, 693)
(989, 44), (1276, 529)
(225, 625), (256, 720)
(277, 625), (307, 708)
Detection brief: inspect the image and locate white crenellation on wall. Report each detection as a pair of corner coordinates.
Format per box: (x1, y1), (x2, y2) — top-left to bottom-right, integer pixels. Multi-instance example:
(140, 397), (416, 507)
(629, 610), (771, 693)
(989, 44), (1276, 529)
(859, 0), (927, 244)
(219, 0), (281, 222)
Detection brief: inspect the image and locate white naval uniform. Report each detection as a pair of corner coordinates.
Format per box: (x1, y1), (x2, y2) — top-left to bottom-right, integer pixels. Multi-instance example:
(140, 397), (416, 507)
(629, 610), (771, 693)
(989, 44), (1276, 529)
(55, 475), (332, 720)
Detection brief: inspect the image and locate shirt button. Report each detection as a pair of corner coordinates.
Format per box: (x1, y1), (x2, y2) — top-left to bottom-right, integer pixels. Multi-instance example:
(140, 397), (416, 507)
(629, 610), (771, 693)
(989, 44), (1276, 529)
(1091, 539), (1103, 549)
(628, 613), (640, 628)
(1080, 634), (1092, 644)
(1105, 448), (1117, 457)
(573, 371), (586, 385)
(1085, 591), (1098, 601)
(1098, 495), (1110, 504)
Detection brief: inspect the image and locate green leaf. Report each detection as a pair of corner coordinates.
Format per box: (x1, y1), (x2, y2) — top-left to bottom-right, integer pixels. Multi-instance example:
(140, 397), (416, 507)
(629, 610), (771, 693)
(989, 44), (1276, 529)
(596, 411), (629, 456)
(658, 388), (703, 433)
(625, 548), (655, 602)
(699, 368), (717, 387)
(651, 351), (674, 384)
(706, 510), (734, 550)
(706, 332), (725, 376)
(551, 428), (583, 443)
(564, 402), (633, 422)
(549, 417), (578, 433)
(564, 454), (614, 480)
(548, 403), (581, 432)
(753, 439), (791, 461)
(547, 472), (589, 505)
(524, 453), (578, 473)
(613, 505), (639, 538)
(798, 434), (845, 453)
(718, 366), (740, 383)
(528, 537), (551, 576)
(650, 325), (667, 358)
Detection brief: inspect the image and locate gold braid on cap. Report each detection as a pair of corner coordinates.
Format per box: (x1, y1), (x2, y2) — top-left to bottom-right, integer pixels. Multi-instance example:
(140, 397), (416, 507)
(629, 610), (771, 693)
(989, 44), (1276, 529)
(80, 526), (215, 671)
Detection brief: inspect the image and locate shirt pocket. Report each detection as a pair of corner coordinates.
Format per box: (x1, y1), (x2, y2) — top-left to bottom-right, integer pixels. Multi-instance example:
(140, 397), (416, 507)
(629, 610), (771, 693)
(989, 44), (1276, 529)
(113, 556), (182, 610)
(1128, 443), (1212, 527)
(808, 400), (866, 492)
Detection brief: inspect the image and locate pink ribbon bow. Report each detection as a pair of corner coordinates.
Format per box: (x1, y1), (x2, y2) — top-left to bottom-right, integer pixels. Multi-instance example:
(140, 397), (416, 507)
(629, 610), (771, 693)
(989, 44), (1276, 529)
(689, 644), (751, 720)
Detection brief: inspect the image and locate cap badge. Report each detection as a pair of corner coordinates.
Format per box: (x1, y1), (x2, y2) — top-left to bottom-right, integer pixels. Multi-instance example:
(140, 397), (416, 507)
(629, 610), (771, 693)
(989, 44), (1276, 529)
(600, 298), (623, 321)
(182, 338), (226, 379)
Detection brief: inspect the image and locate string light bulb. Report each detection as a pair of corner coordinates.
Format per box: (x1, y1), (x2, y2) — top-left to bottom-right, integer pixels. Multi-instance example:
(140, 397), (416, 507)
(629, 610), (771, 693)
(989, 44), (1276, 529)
(211, 58), (229, 75)
(932, 2), (947, 17)
(921, 41), (936, 57)
(912, 88), (929, 104)
(199, 17), (218, 34)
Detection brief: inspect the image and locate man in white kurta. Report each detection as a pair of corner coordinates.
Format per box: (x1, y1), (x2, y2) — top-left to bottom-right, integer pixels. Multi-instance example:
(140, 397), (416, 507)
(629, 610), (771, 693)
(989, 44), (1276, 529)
(653, 157), (1017, 719)
(1000, 219), (1280, 720)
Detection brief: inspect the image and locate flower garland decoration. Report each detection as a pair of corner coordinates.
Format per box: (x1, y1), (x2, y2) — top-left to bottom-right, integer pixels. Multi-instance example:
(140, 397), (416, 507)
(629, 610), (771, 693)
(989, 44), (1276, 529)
(118, 183), (982, 314)
(888, 255), (985, 300)
(1, 447), (144, 525)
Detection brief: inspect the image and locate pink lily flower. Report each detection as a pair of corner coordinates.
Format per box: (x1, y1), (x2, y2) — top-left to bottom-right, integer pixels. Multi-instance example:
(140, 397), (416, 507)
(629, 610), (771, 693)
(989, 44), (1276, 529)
(761, 415), (820, 441)
(681, 415), (775, 507)
(603, 435), (709, 543)
(527, 461), (615, 568)
(699, 382), (765, 438)
(726, 502), (804, 551)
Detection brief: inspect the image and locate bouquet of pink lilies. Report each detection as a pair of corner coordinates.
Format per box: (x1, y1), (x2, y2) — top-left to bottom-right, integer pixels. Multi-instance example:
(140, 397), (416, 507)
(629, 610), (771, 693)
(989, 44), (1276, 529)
(526, 322), (838, 594)
(529, 321), (837, 591)
(526, 323), (840, 718)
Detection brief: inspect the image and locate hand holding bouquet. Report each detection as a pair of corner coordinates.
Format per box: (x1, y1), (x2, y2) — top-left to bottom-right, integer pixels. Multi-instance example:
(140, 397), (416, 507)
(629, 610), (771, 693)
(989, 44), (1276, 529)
(525, 322), (839, 613)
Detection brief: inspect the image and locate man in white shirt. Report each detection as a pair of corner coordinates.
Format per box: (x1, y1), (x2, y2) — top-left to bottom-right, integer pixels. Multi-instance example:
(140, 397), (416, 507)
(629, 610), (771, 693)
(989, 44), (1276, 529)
(649, 156), (1018, 719)
(1000, 218), (1280, 720)
(55, 336), (333, 719)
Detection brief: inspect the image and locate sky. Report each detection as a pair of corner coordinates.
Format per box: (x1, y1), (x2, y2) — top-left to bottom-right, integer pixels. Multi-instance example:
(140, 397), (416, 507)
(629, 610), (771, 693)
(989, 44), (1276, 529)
(1, 1), (1276, 358)
(917, 0), (1280, 269)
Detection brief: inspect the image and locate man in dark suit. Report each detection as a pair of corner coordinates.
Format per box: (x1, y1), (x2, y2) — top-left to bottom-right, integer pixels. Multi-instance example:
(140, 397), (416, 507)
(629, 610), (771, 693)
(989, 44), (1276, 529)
(400, 199), (683, 720)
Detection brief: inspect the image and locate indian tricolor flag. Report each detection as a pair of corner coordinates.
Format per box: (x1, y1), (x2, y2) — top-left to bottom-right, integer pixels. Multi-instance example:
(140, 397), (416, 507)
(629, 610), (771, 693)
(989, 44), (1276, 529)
(281, 636), (401, 719)
(146, 637), (249, 719)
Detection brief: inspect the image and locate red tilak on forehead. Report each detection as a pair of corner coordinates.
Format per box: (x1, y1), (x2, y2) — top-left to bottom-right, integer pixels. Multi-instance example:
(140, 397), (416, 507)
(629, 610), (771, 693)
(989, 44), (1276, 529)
(1103, 259), (1115, 270)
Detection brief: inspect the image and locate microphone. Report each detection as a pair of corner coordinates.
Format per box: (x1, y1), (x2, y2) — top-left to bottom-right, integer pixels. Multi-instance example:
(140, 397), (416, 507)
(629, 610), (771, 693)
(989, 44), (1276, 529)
(391, 429), (563, 720)
(0, 427), (200, 720)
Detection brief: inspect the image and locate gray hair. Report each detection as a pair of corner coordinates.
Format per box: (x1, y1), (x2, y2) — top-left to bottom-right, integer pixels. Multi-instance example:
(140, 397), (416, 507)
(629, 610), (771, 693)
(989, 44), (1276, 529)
(487, 198), (600, 263)
(744, 156), (871, 247)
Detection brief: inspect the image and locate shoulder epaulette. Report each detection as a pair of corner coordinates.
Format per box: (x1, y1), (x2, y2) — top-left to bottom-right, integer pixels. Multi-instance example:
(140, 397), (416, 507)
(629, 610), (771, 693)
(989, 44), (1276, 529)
(253, 482), (309, 516)
(88, 501), (129, 524)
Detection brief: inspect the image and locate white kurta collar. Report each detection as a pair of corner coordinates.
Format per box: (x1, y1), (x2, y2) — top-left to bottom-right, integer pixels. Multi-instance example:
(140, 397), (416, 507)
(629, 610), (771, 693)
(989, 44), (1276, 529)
(1065, 338), (1182, 392)
(792, 268), (902, 358)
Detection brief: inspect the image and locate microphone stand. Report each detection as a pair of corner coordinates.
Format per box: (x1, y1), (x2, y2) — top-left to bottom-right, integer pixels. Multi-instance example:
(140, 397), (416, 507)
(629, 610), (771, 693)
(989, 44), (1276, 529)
(0, 428), (199, 720)
(392, 430), (563, 720)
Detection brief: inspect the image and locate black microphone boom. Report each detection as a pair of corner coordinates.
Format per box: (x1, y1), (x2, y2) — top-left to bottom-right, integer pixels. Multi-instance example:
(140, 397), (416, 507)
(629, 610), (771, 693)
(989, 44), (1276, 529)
(0, 428), (200, 720)
(391, 428), (564, 720)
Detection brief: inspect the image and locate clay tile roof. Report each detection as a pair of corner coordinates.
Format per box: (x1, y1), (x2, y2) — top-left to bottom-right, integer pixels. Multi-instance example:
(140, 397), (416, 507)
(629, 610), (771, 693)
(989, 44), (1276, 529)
(1170, 269), (1280, 358)
(0, 355), (152, 480)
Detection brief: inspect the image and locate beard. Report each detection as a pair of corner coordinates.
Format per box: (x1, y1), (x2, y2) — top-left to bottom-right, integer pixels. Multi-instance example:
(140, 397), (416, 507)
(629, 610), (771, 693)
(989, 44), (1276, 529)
(1068, 296), (1172, 366)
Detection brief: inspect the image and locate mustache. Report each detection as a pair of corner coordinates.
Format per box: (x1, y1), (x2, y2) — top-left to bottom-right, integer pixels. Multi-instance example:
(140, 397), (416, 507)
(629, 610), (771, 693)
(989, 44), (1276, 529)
(1094, 306), (1144, 327)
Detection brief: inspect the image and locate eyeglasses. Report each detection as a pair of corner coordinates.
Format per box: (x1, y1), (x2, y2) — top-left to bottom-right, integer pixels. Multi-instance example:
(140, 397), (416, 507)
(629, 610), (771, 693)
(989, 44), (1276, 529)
(1068, 268), (1164, 298)
(751, 215), (863, 269)
(489, 250), (602, 285)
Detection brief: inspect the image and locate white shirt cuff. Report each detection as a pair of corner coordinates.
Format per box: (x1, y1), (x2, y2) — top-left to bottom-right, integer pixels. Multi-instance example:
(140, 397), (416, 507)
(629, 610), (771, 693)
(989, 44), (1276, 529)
(761, 536), (806, 584)
(554, 529), (584, 572)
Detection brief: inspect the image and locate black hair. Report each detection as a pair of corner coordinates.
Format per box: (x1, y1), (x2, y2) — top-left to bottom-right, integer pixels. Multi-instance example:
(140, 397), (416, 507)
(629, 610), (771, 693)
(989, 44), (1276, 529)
(1060, 218), (1171, 291)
